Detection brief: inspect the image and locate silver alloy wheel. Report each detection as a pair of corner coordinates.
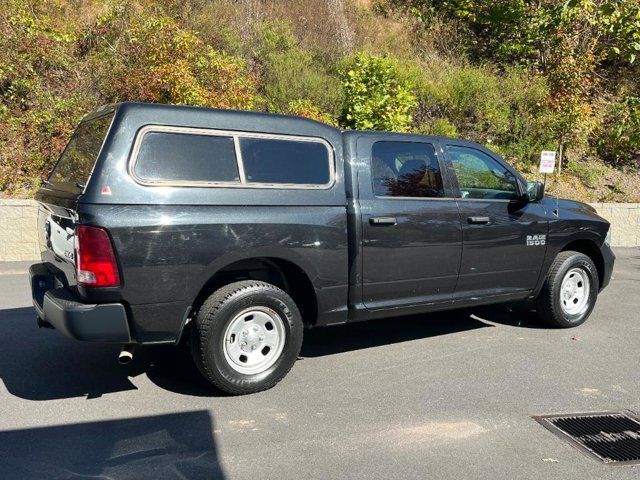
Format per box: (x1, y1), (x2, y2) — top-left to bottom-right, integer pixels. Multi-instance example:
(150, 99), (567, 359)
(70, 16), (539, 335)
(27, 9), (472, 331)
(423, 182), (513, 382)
(560, 267), (590, 316)
(222, 306), (286, 375)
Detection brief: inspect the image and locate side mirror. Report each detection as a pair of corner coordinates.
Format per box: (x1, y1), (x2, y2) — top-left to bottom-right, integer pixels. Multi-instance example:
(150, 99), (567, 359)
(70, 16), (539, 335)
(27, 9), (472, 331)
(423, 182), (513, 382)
(526, 181), (545, 203)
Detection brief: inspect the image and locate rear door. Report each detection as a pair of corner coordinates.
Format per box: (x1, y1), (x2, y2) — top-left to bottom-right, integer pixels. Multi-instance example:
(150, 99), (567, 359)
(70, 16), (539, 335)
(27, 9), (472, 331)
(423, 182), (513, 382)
(442, 141), (548, 298)
(357, 135), (462, 309)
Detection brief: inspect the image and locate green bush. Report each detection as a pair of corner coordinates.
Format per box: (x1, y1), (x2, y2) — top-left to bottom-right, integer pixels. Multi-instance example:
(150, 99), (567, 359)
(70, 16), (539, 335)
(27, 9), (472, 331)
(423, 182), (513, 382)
(566, 160), (608, 189)
(257, 22), (343, 115)
(495, 69), (557, 164)
(86, 10), (258, 109)
(340, 53), (417, 131)
(415, 118), (459, 137)
(596, 96), (640, 168)
(287, 99), (338, 126)
(0, 1), (259, 196)
(412, 61), (556, 165)
(0, 1), (90, 196)
(254, 20), (299, 57)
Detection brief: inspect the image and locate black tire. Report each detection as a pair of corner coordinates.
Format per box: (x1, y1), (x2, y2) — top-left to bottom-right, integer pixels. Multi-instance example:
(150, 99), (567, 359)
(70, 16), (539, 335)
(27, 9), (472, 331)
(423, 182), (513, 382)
(536, 251), (599, 328)
(190, 280), (303, 395)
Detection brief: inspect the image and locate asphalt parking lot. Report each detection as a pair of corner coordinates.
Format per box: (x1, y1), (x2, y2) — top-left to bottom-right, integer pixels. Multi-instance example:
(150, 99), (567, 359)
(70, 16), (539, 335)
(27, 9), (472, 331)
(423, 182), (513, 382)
(0, 249), (638, 479)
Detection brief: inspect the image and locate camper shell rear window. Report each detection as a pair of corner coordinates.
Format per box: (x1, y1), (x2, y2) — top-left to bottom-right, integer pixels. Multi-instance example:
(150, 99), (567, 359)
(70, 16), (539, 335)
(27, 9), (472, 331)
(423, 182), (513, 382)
(49, 113), (114, 189)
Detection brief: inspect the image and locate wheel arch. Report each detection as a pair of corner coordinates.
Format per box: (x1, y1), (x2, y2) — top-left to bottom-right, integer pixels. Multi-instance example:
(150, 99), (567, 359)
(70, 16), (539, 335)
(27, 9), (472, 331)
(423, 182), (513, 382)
(560, 239), (604, 289)
(190, 256), (318, 328)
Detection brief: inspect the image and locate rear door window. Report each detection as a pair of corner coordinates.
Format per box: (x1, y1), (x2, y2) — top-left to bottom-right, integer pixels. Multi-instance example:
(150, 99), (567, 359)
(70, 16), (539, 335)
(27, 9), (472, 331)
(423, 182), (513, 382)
(133, 131), (240, 184)
(49, 113), (114, 189)
(239, 137), (331, 186)
(371, 141), (444, 198)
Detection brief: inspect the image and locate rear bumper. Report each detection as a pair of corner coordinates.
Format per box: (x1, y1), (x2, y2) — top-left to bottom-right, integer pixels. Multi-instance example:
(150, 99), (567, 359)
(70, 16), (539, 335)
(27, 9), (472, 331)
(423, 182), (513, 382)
(30, 263), (131, 343)
(599, 243), (615, 292)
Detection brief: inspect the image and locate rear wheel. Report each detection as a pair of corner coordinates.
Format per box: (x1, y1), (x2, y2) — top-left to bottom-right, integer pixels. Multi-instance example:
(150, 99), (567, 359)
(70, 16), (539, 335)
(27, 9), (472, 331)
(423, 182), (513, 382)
(191, 280), (303, 395)
(536, 251), (599, 328)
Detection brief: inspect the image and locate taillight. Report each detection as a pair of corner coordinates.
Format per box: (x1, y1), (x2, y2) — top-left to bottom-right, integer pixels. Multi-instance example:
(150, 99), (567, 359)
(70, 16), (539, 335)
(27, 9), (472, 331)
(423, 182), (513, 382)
(75, 225), (121, 287)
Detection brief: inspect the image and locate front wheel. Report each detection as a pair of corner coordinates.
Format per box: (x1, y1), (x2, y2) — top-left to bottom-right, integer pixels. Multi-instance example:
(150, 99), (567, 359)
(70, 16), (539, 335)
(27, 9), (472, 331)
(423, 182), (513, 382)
(536, 251), (599, 328)
(191, 280), (303, 395)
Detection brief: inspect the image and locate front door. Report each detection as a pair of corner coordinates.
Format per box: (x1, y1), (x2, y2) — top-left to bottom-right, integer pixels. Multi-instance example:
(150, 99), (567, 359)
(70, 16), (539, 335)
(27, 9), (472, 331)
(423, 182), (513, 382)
(442, 142), (548, 299)
(358, 136), (462, 309)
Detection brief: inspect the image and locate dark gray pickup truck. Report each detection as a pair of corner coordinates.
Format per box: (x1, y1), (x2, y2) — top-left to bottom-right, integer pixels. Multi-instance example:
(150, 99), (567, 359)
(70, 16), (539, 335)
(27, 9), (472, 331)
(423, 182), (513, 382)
(30, 102), (615, 394)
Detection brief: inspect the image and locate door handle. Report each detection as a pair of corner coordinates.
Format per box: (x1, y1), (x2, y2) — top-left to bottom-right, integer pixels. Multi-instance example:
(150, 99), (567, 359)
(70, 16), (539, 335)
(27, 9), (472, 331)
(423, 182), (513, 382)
(369, 216), (397, 226)
(467, 216), (491, 225)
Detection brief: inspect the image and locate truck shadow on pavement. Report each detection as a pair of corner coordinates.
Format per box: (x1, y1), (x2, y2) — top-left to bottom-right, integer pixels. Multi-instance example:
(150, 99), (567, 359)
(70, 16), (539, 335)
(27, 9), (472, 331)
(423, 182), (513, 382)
(0, 306), (216, 400)
(0, 410), (225, 480)
(0, 306), (143, 401)
(299, 304), (545, 358)
(0, 303), (545, 400)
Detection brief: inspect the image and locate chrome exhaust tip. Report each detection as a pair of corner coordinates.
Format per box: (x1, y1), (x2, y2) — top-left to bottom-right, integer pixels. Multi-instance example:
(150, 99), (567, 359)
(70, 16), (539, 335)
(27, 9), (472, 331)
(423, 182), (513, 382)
(118, 345), (134, 365)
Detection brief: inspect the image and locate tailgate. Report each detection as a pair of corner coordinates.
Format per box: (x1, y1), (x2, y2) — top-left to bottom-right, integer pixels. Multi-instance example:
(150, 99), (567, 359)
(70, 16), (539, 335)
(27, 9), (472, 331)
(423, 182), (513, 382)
(38, 202), (78, 288)
(40, 205), (76, 263)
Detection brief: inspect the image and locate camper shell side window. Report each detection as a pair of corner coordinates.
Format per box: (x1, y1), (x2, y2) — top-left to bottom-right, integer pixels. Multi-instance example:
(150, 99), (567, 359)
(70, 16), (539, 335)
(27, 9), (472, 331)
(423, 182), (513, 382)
(129, 125), (335, 189)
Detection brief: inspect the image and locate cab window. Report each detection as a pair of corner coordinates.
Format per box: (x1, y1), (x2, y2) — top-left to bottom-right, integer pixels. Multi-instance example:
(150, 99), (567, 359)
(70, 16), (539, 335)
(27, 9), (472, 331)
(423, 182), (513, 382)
(371, 141), (444, 198)
(447, 145), (518, 200)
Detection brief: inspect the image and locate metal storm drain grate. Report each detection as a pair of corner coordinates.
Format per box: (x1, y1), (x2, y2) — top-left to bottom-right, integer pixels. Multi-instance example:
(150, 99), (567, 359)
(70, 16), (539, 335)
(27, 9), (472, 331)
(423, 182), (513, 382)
(533, 411), (640, 465)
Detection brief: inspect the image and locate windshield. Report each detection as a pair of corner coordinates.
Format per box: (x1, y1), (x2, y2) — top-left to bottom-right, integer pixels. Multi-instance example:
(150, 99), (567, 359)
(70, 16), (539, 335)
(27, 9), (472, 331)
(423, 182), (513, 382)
(48, 113), (114, 188)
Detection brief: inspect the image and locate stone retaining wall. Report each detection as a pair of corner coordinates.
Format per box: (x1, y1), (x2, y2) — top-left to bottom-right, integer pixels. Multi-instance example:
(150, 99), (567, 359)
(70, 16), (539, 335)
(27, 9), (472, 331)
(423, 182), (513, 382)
(0, 200), (39, 261)
(0, 199), (638, 261)
(589, 203), (640, 247)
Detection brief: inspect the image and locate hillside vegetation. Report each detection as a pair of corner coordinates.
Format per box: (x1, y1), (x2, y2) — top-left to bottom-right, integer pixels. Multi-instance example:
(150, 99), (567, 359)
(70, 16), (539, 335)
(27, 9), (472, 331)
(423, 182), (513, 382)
(1, 0), (639, 201)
